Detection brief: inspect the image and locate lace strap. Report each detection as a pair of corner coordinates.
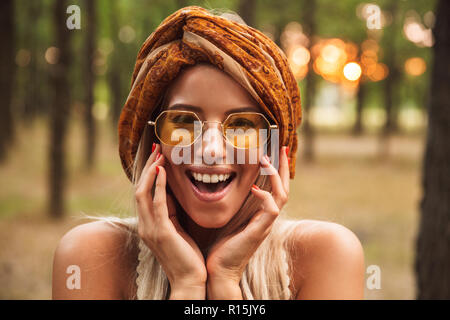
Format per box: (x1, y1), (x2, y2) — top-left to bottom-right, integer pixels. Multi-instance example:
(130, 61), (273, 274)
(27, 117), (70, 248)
(135, 238), (151, 300)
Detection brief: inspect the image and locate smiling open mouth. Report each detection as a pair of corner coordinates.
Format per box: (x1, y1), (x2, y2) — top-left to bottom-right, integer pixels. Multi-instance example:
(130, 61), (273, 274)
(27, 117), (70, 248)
(188, 171), (235, 193)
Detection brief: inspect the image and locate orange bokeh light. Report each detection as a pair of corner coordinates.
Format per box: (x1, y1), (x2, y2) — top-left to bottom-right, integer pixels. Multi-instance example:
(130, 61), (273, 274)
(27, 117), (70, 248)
(312, 38), (348, 83)
(288, 45), (311, 80)
(404, 57), (426, 76)
(369, 63), (389, 81)
(343, 62), (362, 81)
(291, 46), (310, 66)
(345, 42), (359, 61)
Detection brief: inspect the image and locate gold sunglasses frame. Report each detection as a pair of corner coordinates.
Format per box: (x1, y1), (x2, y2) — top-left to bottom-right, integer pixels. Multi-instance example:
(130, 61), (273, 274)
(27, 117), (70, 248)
(147, 110), (278, 149)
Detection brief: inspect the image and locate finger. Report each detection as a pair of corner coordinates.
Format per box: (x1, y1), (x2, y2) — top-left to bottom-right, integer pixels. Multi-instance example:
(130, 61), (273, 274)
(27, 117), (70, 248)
(249, 185), (280, 230)
(136, 152), (166, 198)
(135, 192), (152, 226)
(152, 165), (172, 228)
(279, 146), (290, 194)
(260, 155), (287, 208)
(139, 143), (161, 185)
(135, 154), (165, 226)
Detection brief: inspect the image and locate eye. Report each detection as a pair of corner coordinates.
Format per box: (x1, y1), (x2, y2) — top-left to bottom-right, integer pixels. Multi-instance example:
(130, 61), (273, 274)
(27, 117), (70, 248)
(227, 117), (255, 127)
(170, 113), (197, 124)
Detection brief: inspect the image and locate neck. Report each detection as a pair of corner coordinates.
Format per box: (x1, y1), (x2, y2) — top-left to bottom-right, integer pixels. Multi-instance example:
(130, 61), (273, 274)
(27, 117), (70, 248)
(182, 212), (219, 257)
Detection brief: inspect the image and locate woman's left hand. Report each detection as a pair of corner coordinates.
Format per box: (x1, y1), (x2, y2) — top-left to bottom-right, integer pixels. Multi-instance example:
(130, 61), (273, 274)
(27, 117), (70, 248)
(205, 146), (290, 297)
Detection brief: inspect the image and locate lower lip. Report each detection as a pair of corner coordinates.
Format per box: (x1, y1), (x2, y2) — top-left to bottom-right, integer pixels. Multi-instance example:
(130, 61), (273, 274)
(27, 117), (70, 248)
(188, 175), (234, 202)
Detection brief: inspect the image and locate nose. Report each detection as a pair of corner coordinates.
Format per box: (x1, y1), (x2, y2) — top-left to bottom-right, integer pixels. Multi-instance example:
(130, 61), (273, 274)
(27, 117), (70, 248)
(198, 122), (226, 165)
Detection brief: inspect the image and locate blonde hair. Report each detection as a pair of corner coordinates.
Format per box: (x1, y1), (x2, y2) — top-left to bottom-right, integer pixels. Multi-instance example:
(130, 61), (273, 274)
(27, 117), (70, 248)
(92, 8), (302, 300)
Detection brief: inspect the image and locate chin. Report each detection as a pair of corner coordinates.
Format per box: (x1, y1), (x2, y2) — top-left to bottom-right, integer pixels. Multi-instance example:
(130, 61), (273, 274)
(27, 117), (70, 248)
(187, 207), (235, 229)
(194, 219), (230, 229)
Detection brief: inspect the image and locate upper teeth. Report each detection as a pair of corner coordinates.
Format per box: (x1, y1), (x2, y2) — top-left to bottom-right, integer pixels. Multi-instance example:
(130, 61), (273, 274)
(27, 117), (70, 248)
(192, 172), (231, 183)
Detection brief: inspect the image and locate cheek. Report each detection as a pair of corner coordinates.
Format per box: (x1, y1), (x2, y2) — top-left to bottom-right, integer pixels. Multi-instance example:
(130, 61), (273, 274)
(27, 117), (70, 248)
(236, 163), (260, 188)
(160, 145), (171, 159)
(161, 147), (185, 191)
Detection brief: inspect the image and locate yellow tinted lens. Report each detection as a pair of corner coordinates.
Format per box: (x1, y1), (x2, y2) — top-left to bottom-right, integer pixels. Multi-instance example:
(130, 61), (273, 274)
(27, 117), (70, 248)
(224, 113), (270, 148)
(155, 111), (200, 146)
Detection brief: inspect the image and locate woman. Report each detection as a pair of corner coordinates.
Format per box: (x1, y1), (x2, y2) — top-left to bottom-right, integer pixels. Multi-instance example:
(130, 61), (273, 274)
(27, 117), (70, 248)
(52, 6), (364, 300)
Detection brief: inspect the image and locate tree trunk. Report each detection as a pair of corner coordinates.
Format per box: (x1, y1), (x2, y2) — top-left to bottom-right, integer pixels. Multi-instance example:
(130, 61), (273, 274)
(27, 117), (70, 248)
(84, 0), (96, 170)
(23, 1), (43, 124)
(353, 80), (366, 135)
(0, 0), (15, 162)
(415, 0), (450, 299)
(238, 0), (256, 27)
(108, 0), (124, 141)
(382, 59), (400, 136)
(379, 1), (400, 158)
(272, 19), (284, 48)
(302, 0), (316, 162)
(109, 60), (122, 139)
(48, 0), (72, 218)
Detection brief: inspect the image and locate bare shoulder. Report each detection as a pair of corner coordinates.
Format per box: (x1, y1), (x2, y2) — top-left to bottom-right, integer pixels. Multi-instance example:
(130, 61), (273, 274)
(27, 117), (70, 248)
(287, 219), (365, 299)
(52, 220), (139, 300)
(289, 219), (364, 258)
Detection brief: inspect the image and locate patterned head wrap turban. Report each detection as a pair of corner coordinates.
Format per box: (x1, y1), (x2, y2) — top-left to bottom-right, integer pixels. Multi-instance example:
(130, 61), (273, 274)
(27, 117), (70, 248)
(118, 6), (302, 181)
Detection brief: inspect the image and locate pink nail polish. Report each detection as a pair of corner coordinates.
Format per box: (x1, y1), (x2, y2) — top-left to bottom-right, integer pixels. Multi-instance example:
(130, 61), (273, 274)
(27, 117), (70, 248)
(156, 166), (160, 175)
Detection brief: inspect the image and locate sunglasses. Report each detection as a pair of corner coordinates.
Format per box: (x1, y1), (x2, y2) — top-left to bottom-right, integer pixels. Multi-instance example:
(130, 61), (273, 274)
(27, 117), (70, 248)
(147, 110), (277, 149)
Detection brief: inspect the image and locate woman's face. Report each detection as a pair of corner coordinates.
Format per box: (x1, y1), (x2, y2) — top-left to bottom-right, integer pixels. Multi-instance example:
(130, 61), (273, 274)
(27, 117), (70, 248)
(160, 63), (265, 229)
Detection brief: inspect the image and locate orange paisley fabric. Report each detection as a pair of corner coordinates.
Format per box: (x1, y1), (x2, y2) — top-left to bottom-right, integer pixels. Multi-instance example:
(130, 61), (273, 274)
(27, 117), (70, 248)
(118, 6), (302, 181)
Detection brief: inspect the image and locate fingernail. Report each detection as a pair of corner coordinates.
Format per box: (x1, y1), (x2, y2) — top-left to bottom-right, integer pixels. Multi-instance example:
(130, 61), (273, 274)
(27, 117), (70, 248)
(152, 143), (156, 153)
(252, 184), (260, 190)
(156, 152), (161, 160)
(288, 158), (291, 165)
(285, 146), (289, 157)
(156, 166), (160, 175)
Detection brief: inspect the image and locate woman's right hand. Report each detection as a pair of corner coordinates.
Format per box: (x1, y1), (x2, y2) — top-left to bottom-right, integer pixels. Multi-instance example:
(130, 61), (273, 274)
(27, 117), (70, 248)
(135, 144), (207, 298)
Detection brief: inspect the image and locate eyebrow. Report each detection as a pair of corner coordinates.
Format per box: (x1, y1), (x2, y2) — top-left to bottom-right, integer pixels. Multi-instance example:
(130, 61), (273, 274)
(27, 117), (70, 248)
(167, 103), (260, 116)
